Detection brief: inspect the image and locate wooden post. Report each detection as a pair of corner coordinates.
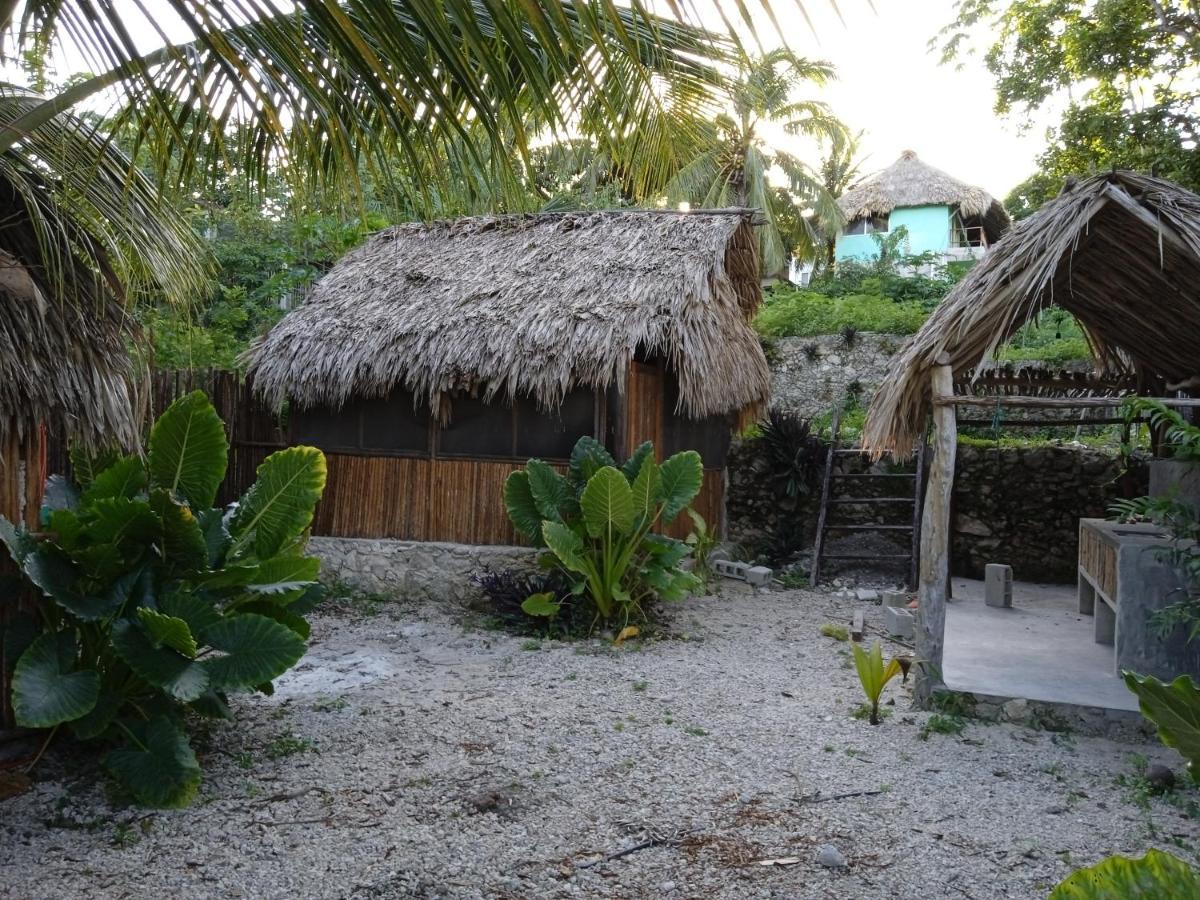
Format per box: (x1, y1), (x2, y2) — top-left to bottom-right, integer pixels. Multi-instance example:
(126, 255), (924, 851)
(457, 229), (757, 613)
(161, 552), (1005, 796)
(916, 357), (957, 705)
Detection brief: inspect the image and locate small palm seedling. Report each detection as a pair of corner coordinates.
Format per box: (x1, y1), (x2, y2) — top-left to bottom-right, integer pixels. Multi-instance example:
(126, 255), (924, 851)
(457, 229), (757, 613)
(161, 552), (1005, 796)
(851, 642), (910, 725)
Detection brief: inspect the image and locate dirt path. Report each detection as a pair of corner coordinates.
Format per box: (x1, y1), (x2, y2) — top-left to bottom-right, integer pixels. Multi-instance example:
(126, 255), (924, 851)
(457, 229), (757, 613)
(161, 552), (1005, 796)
(2, 584), (1196, 899)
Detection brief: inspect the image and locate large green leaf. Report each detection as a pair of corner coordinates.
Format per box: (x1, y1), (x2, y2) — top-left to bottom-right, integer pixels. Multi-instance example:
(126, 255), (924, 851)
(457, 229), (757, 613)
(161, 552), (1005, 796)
(542, 520), (593, 577)
(580, 466), (635, 538)
(137, 608), (199, 657)
(244, 554), (321, 596)
(1123, 671), (1200, 782)
(504, 471), (545, 543)
(105, 716), (202, 809)
(0, 515), (36, 566)
(197, 508), (231, 568)
(236, 601), (312, 639)
(229, 447), (326, 559)
(81, 455), (148, 505)
(526, 459), (570, 522)
(159, 590), (223, 639)
(657, 451), (703, 523)
(70, 689), (122, 741)
(11, 631), (99, 728)
(21, 545), (106, 618)
(629, 454), (661, 520)
(621, 441), (655, 483)
(148, 391), (229, 510)
(1049, 849), (1200, 898)
(569, 437), (617, 488)
(149, 489), (208, 574)
(111, 619), (209, 701)
(69, 444), (120, 490)
(201, 613), (307, 690)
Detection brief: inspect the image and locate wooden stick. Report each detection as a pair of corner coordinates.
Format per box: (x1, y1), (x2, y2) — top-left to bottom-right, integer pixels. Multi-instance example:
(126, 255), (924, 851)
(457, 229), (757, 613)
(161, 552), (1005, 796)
(937, 395), (1200, 409)
(794, 789), (886, 804)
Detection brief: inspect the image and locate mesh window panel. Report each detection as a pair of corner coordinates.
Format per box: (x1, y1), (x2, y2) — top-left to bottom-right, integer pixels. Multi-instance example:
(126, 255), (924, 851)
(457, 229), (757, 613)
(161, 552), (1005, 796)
(437, 395), (514, 457)
(291, 403), (360, 451)
(515, 390), (595, 459)
(662, 372), (732, 467)
(360, 392), (430, 453)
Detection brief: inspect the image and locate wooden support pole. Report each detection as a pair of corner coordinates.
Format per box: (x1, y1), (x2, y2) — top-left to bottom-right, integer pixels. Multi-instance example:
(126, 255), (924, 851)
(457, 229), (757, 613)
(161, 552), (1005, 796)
(916, 359), (956, 706)
(936, 395), (1200, 410)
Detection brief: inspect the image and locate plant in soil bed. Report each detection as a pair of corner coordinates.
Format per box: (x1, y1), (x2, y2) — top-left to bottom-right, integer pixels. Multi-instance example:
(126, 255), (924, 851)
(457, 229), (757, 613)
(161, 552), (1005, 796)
(0, 392), (327, 808)
(503, 438), (703, 630)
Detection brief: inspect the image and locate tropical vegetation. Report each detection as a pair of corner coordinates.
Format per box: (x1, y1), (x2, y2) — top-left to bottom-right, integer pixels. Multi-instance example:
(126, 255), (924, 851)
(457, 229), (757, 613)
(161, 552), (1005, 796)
(0, 393), (327, 807)
(503, 438), (703, 630)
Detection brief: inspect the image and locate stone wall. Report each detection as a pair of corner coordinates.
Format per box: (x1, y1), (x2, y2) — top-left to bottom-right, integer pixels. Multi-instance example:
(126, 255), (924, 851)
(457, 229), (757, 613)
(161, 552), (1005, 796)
(309, 536), (537, 603)
(767, 333), (904, 420)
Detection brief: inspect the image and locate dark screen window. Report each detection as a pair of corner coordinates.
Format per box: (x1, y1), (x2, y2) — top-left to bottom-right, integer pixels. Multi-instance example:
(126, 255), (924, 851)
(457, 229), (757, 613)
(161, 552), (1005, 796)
(291, 403), (361, 451)
(360, 395), (429, 452)
(437, 394), (515, 457)
(662, 371), (731, 467)
(515, 390), (595, 459)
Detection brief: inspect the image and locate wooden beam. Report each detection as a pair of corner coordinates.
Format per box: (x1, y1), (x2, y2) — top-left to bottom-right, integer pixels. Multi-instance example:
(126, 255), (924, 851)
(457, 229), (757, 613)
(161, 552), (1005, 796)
(938, 395), (1200, 410)
(916, 360), (956, 706)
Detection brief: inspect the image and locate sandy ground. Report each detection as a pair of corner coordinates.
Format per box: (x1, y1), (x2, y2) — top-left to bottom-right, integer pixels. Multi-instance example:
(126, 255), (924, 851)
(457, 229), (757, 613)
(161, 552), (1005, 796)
(2, 583), (1197, 899)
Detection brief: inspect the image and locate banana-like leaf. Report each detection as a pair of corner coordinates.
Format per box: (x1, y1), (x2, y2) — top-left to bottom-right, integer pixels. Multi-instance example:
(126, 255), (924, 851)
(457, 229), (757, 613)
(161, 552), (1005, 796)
(621, 442), (655, 483)
(526, 459), (570, 522)
(580, 466), (635, 538)
(201, 614), (307, 691)
(149, 490), (208, 574)
(81, 455), (147, 505)
(543, 520), (593, 577)
(629, 454), (661, 521)
(1123, 671), (1200, 782)
(569, 437), (617, 488)
(11, 631), (100, 728)
(230, 447), (326, 559)
(105, 716), (202, 809)
(1049, 848), (1200, 898)
(69, 445), (119, 490)
(504, 471), (545, 543)
(657, 451), (703, 523)
(148, 392), (229, 510)
(137, 608), (199, 658)
(111, 620), (209, 702)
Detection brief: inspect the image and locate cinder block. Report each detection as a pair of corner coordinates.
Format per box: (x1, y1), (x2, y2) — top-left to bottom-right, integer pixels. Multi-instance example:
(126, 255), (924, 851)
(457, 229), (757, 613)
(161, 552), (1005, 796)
(985, 563), (1013, 608)
(881, 590), (907, 608)
(745, 565), (773, 587)
(715, 559), (749, 581)
(883, 605), (915, 639)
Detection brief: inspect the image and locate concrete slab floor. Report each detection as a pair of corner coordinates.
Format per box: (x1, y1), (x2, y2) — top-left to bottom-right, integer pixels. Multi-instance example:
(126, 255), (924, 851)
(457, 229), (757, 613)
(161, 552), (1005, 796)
(943, 577), (1138, 712)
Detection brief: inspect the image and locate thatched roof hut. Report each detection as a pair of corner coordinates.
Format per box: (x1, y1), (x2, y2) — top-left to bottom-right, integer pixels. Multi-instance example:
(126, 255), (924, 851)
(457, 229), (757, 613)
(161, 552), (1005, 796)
(247, 209), (770, 421)
(838, 150), (1010, 242)
(864, 170), (1200, 457)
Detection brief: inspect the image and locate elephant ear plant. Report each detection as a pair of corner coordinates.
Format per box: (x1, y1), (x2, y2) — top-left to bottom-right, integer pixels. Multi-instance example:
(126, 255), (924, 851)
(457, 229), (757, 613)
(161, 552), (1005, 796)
(0, 392), (327, 808)
(504, 438), (703, 628)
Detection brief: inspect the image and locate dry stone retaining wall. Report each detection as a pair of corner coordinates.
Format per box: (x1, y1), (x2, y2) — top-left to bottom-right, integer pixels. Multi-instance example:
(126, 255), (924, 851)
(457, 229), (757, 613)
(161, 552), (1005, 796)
(767, 333), (904, 420)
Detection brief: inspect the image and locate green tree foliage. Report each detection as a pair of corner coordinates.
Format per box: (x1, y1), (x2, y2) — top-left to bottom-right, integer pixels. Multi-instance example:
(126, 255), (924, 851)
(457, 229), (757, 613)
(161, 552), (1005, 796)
(941, 0), (1200, 216)
(0, 393), (327, 807)
(664, 49), (848, 276)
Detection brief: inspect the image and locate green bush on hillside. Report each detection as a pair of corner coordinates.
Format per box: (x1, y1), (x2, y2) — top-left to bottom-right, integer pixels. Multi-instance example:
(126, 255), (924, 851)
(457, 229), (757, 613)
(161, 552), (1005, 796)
(755, 289), (928, 338)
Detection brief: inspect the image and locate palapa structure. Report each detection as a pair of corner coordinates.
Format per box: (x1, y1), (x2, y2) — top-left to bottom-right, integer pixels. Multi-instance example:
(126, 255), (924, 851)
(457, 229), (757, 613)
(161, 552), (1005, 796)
(861, 170), (1200, 703)
(838, 149), (1010, 246)
(247, 209), (770, 544)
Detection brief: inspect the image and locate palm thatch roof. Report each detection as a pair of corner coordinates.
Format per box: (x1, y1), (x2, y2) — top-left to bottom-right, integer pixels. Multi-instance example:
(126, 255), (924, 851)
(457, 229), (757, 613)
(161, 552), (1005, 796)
(247, 210), (769, 421)
(838, 150), (1010, 241)
(864, 170), (1200, 457)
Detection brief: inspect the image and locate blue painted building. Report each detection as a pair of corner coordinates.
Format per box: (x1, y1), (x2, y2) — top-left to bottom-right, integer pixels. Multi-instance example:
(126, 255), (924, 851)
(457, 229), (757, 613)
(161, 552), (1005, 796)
(834, 151), (1010, 264)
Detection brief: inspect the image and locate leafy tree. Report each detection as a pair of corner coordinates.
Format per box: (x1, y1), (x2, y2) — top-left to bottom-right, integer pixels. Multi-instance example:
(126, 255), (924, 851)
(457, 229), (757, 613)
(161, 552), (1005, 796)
(940, 0), (1200, 214)
(665, 49), (847, 277)
(812, 130), (866, 270)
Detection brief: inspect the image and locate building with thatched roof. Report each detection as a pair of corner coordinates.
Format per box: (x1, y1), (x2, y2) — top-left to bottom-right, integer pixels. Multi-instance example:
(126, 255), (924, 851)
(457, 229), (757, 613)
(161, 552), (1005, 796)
(835, 150), (1010, 264)
(246, 209), (769, 544)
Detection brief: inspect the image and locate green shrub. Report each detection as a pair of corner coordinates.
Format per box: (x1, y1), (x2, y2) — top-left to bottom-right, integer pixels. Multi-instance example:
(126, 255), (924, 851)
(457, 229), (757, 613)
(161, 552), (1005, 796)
(754, 289), (928, 338)
(0, 392), (327, 808)
(503, 438), (702, 629)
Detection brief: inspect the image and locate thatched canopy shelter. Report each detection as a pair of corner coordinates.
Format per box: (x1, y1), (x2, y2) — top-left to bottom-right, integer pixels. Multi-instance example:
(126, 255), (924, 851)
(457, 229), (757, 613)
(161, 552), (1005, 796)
(864, 170), (1200, 458)
(838, 150), (1010, 242)
(247, 209), (769, 422)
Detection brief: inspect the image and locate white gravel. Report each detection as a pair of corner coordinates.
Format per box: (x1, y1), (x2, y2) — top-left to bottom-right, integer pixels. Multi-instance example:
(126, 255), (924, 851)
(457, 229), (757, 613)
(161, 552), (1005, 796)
(2, 583), (1197, 899)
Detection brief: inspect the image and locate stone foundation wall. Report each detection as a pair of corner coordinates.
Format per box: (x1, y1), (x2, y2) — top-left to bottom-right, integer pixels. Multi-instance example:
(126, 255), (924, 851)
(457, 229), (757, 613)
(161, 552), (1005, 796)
(767, 333), (904, 420)
(309, 536), (537, 603)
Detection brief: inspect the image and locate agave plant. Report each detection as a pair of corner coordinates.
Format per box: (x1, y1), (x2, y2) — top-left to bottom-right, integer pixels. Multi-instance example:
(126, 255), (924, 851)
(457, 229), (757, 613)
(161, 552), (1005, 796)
(0, 392), (327, 808)
(504, 438), (703, 627)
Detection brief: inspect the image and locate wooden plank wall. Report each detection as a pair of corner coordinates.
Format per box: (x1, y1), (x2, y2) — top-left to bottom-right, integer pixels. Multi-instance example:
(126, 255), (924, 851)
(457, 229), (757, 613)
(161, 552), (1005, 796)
(625, 361), (665, 458)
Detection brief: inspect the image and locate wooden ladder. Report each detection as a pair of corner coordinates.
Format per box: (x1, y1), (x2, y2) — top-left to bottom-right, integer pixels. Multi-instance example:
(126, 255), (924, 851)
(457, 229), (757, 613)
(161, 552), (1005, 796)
(810, 409), (926, 590)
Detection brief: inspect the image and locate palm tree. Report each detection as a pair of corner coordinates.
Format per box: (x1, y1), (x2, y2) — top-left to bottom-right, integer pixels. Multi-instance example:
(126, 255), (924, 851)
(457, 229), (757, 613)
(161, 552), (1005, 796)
(664, 49), (847, 277)
(813, 129), (867, 272)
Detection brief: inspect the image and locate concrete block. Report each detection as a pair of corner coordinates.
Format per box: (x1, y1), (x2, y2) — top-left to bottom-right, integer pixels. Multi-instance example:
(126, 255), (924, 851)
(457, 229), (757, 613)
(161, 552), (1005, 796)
(985, 564), (1013, 608)
(855, 589), (881, 603)
(881, 590), (907, 608)
(745, 565), (773, 587)
(883, 605), (915, 639)
(714, 559), (749, 581)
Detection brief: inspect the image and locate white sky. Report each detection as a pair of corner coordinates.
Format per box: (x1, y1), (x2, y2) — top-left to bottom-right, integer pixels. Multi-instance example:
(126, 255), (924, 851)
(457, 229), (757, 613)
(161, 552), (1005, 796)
(33, 0), (1049, 198)
(724, 0), (1054, 197)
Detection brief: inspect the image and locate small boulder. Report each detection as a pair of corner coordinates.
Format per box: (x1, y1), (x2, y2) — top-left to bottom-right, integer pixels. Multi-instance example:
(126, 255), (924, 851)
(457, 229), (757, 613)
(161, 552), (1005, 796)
(1146, 763), (1177, 794)
(815, 844), (848, 869)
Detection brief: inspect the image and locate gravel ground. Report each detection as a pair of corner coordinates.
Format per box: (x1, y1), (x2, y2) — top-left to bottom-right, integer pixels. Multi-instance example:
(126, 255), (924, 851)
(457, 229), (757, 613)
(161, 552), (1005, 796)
(2, 583), (1198, 899)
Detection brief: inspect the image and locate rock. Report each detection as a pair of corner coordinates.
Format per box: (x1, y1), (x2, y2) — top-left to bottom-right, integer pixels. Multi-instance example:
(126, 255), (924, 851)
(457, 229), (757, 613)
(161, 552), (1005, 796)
(1001, 698), (1028, 723)
(815, 844), (847, 869)
(1146, 763), (1177, 794)
(660, 881), (677, 892)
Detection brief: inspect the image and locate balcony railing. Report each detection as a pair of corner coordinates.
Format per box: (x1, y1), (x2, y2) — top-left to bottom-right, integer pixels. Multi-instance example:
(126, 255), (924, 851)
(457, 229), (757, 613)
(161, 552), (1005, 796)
(950, 225), (988, 249)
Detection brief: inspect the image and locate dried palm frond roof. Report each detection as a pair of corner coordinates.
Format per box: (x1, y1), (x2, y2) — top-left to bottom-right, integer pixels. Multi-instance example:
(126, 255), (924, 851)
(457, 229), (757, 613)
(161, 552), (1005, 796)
(864, 170), (1200, 458)
(838, 150), (1010, 240)
(247, 209), (769, 420)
